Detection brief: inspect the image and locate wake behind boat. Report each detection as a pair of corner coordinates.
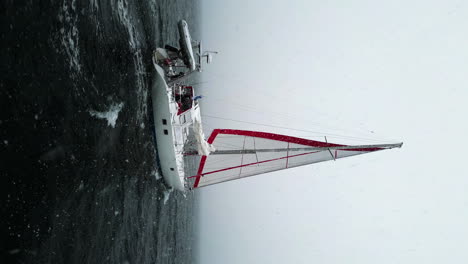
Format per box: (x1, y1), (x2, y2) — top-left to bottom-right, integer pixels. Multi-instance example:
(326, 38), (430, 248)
(151, 20), (402, 191)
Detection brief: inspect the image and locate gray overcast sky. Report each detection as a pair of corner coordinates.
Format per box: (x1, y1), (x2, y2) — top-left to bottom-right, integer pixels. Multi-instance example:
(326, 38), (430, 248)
(195, 0), (468, 263)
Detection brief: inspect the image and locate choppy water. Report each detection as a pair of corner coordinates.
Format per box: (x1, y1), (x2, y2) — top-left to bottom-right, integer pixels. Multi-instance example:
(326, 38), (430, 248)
(1, 0), (199, 263)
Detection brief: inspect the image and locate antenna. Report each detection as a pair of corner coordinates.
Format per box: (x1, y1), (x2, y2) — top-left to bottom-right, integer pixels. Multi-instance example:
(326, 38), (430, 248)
(195, 41), (219, 72)
(202, 51), (219, 64)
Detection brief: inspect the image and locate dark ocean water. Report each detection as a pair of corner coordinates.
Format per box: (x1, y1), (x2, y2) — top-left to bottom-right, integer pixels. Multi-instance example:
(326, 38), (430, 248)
(1, 0), (199, 263)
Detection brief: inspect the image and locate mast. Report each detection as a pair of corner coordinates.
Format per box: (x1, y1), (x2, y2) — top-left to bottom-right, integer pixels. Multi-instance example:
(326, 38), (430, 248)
(207, 143), (403, 155)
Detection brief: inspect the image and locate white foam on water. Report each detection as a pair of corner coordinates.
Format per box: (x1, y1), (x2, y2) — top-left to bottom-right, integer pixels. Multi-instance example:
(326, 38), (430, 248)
(116, 0), (137, 50)
(151, 169), (161, 180)
(89, 102), (124, 128)
(115, 0), (147, 125)
(163, 188), (173, 205)
(58, 0), (81, 74)
(133, 50), (148, 125)
(89, 0), (99, 11)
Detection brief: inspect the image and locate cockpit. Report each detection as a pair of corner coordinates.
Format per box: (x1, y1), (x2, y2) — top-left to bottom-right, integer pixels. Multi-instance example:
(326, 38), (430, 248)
(174, 85), (194, 115)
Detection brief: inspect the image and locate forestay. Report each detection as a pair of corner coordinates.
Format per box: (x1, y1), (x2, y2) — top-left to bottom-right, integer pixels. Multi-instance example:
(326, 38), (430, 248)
(190, 129), (402, 189)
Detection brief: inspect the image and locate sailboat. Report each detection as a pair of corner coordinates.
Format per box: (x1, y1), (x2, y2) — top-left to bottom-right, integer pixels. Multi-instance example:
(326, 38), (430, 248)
(151, 20), (403, 191)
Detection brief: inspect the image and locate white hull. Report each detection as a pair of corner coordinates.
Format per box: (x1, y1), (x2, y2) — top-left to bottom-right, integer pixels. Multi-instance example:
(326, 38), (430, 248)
(151, 64), (185, 191)
(150, 19), (215, 191)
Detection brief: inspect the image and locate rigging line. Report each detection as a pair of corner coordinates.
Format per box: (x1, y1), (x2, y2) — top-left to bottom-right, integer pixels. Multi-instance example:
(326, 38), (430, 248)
(202, 73), (285, 102)
(200, 99), (395, 142)
(200, 97), (387, 142)
(201, 114), (398, 143)
(198, 126), (251, 150)
(184, 81), (207, 86)
(199, 86), (398, 140)
(203, 96), (315, 124)
(201, 122), (216, 130)
(213, 142), (244, 150)
(204, 101), (392, 141)
(206, 122), (394, 144)
(202, 74), (392, 140)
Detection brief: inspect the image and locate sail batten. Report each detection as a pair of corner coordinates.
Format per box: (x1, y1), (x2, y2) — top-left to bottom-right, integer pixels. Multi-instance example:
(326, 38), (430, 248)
(192, 129), (402, 189)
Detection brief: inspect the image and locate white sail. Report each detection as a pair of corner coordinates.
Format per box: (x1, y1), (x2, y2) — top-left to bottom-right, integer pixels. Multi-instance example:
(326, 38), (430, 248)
(190, 129), (402, 188)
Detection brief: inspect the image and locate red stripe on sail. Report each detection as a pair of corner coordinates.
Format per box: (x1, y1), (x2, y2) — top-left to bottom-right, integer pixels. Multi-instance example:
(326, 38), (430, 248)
(217, 129), (339, 147)
(193, 130), (260, 187)
(211, 129), (383, 151)
(193, 155), (207, 188)
(192, 130), (220, 188)
(207, 129), (221, 144)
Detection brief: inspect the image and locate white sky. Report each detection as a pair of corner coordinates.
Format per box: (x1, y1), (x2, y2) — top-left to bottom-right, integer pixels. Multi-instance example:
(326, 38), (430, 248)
(194, 0), (468, 263)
